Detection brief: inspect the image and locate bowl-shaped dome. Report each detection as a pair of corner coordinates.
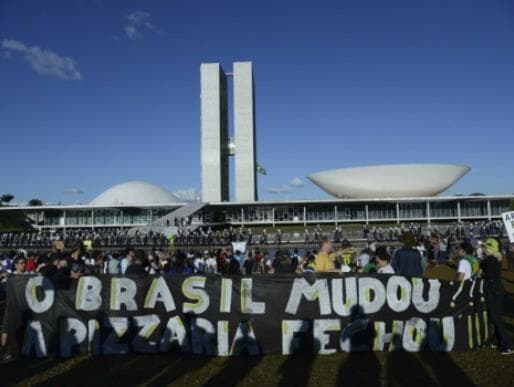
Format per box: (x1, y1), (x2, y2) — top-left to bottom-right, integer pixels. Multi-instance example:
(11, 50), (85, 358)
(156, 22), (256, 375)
(89, 181), (179, 206)
(308, 164), (470, 199)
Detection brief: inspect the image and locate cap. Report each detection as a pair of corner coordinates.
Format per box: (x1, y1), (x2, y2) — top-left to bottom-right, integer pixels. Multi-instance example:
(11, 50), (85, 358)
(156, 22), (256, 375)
(482, 238), (500, 254)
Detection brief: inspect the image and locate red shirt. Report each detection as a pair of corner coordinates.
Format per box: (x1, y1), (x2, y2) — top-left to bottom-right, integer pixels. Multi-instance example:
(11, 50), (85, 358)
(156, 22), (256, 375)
(26, 258), (37, 272)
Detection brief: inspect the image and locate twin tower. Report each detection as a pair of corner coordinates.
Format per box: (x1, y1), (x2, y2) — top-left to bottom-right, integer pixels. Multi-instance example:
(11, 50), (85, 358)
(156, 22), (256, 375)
(200, 62), (258, 203)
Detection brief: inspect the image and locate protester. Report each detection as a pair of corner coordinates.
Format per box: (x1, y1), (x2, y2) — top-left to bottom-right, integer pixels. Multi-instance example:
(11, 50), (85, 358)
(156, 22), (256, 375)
(455, 241), (478, 282)
(314, 238), (339, 272)
(120, 247), (135, 275)
(125, 250), (147, 275)
(376, 247), (394, 274)
(0, 256), (26, 360)
(480, 238), (513, 355)
(391, 232), (423, 278)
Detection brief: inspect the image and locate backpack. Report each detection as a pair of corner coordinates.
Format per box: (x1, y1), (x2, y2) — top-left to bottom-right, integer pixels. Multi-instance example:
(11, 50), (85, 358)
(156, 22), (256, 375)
(463, 255), (479, 276)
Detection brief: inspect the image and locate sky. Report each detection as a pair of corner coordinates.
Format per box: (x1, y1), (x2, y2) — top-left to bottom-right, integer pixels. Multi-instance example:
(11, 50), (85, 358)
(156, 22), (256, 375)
(1, 0), (514, 204)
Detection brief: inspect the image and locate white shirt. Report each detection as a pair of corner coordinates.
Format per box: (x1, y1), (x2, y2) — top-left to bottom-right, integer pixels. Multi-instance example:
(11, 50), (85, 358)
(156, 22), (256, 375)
(205, 257), (217, 273)
(356, 253), (370, 268)
(457, 259), (472, 280)
(378, 264), (395, 274)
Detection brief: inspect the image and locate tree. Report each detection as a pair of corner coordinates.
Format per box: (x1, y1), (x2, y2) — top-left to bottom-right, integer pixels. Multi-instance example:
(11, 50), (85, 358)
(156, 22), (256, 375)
(0, 194), (14, 204)
(28, 198), (43, 206)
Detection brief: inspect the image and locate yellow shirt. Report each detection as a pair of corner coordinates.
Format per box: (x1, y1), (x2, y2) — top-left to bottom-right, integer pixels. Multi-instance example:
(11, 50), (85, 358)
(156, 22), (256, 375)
(314, 252), (336, 272)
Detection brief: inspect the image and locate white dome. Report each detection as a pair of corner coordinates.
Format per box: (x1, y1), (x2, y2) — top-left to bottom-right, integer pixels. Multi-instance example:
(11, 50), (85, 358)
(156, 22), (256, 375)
(89, 181), (180, 206)
(308, 164), (470, 199)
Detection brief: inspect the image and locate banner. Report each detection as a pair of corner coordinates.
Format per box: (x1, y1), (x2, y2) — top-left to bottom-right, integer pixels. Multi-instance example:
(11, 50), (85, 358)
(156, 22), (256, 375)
(501, 211), (514, 244)
(3, 274), (488, 358)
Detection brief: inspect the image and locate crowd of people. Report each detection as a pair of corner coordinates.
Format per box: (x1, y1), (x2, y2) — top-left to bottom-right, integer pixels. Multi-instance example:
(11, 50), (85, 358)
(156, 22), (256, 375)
(0, 220), (506, 250)
(0, 229), (169, 249)
(1, 222), (513, 359)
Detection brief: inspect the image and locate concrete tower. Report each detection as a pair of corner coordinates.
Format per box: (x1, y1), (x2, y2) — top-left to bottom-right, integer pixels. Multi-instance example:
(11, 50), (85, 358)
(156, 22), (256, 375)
(200, 63), (229, 202)
(233, 62), (258, 202)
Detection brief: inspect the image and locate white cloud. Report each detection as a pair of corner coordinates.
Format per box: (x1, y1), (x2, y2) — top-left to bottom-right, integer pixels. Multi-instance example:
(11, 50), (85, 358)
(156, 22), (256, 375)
(289, 177), (304, 187)
(173, 188), (201, 202)
(124, 10), (156, 40)
(63, 188), (84, 195)
(265, 185), (294, 194)
(1, 39), (82, 80)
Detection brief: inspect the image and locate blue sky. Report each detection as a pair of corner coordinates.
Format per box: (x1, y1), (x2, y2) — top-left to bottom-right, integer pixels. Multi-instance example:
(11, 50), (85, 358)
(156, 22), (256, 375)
(1, 0), (514, 204)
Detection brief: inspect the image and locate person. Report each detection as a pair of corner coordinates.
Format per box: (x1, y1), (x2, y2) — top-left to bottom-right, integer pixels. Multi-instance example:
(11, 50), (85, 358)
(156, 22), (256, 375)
(125, 250), (147, 275)
(480, 238), (513, 355)
(391, 232), (423, 277)
(120, 247), (135, 275)
(0, 256), (26, 360)
(234, 250), (245, 271)
(314, 238), (340, 272)
(205, 252), (218, 274)
(503, 243), (514, 272)
(376, 247), (394, 274)
(272, 250), (295, 274)
(302, 254), (316, 273)
(455, 241), (478, 282)
(337, 240), (357, 272)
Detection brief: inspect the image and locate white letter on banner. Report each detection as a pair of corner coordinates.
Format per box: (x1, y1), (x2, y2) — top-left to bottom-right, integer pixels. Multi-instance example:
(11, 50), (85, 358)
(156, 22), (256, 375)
(60, 318), (87, 358)
(373, 321), (404, 351)
(182, 277), (209, 314)
(144, 277), (176, 312)
(88, 320), (101, 355)
(76, 276), (102, 311)
(426, 317), (455, 352)
(25, 276), (54, 313)
(159, 316), (190, 353)
(412, 278), (440, 313)
(241, 278), (265, 314)
(191, 318), (216, 355)
(282, 320), (309, 355)
(285, 278), (331, 315)
(21, 321), (47, 358)
(110, 278), (137, 311)
(132, 314), (160, 353)
(402, 318), (427, 352)
(220, 278), (233, 313)
(386, 276), (412, 313)
(358, 277), (386, 314)
(314, 319), (340, 355)
(217, 321), (229, 356)
(230, 321), (260, 356)
(332, 277), (358, 317)
(103, 317), (129, 355)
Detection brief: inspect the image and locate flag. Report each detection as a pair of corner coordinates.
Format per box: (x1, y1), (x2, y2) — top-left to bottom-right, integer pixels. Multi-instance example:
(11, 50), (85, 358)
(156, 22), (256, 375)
(256, 163), (267, 175)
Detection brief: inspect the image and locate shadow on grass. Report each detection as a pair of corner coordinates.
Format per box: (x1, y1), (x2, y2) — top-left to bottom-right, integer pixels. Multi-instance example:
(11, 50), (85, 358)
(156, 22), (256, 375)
(387, 352), (436, 387)
(32, 354), (210, 387)
(337, 352), (380, 386)
(204, 356), (262, 387)
(0, 358), (61, 385)
(420, 353), (475, 387)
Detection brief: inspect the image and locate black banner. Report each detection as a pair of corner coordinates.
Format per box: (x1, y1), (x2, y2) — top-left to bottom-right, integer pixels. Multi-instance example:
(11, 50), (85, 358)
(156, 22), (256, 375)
(4, 274), (488, 357)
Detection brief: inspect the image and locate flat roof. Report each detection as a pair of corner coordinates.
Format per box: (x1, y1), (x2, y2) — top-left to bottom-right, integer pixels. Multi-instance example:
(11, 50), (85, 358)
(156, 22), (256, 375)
(1, 194), (512, 212)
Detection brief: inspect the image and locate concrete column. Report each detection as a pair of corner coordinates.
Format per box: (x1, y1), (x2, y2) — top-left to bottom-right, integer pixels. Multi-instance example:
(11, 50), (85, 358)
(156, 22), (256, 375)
(457, 201), (461, 222)
(487, 200), (491, 220)
(396, 202), (400, 224)
(426, 201), (431, 224)
(234, 62), (257, 202)
(365, 204), (369, 225)
(200, 63), (229, 202)
(303, 205), (306, 227)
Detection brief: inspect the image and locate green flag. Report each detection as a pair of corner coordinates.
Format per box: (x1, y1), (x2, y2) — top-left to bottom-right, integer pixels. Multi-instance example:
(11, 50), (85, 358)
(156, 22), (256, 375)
(256, 163), (267, 175)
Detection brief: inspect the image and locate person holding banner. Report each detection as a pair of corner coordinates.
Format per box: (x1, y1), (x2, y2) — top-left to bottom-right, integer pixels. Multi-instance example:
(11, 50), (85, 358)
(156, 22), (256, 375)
(314, 237), (342, 272)
(480, 238), (513, 355)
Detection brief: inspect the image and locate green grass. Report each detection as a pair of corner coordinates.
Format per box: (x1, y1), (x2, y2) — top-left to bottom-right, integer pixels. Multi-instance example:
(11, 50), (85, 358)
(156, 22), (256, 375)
(1, 265), (513, 387)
